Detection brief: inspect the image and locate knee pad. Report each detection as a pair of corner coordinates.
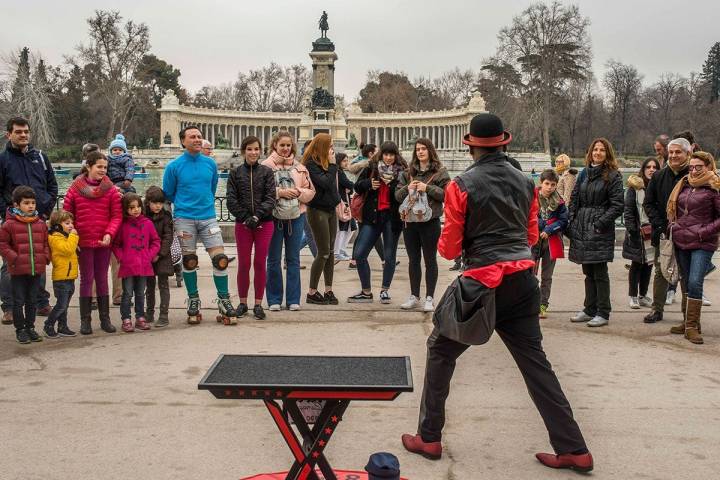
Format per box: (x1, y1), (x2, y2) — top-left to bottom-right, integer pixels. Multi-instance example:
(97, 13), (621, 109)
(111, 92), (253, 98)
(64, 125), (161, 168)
(182, 253), (199, 271)
(211, 253), (234, 271)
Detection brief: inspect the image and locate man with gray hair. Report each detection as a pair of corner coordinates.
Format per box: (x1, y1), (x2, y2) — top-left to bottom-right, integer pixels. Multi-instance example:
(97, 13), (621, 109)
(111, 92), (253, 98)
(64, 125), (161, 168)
(642, 137), (691, 323)
(201, 140), (214, 158)
(654, 134), (669, 168)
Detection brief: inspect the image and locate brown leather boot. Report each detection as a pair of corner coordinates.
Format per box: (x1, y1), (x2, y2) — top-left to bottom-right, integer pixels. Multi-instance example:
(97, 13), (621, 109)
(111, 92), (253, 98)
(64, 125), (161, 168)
(670, 293), (688, 334)
(685, 297), (703, 345)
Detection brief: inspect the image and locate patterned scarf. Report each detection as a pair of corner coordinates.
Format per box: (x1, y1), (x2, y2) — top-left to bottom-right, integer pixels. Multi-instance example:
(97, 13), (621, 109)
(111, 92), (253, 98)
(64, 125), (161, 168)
(11, 208), (39, 223)
(71, 174), (115, 198)
(667, 171), (720, 222)
(377, 162), (404, 184)
(538, 191), (561, 219)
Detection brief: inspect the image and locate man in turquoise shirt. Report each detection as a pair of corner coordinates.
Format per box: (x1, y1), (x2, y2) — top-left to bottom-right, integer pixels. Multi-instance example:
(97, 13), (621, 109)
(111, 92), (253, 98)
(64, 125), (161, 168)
(163, 125), (237, 324)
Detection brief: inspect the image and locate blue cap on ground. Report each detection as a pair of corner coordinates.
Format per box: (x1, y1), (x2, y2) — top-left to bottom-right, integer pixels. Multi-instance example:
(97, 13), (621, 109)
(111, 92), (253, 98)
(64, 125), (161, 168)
(365, 452), (400, 480)
(109, 134), (127, 153)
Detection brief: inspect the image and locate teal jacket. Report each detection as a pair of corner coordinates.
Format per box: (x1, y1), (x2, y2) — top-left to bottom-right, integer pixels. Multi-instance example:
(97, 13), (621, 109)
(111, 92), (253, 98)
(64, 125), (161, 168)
(162, 151), (218, 220)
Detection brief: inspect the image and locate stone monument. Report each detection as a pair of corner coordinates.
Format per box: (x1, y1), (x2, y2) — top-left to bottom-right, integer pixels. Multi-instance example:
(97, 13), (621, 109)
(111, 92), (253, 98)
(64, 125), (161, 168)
(297, 11), (348, 148)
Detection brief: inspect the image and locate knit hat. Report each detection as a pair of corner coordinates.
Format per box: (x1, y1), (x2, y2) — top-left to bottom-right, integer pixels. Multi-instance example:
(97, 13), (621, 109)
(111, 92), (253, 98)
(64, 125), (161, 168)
(109, 134), (127, 153)
(365, 452), (400, 480)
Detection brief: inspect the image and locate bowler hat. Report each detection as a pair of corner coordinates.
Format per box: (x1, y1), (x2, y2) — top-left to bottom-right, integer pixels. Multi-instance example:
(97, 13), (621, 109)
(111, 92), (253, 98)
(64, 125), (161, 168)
(462, 113), (512, 148)
(365, 452), (400, 480)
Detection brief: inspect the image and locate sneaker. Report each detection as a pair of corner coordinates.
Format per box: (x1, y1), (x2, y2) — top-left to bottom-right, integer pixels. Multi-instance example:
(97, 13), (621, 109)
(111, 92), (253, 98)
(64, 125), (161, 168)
(423, 296), (435, 312)
(705, 264), (717, 278)
(665, 290), (676, 305)
(380, 290), (391, 304)
(587, 316), (609, 327)
(253, 304), (266, 320)
(629, 296), (640, 309)
(702, 295), (712, 306)
(324, 291), (339, 305)
(400, 295), (419, 310)
(347, 292), (373, 303)
(539, 304), (548, 319)
(154, 315), (169, 328)
(644, 311), (663, 323)
(135, 317), (150, 331)
(2, 310), (13, 325)
(237, 303), (249, 317)
(269, 304), (281, 312)
(57, 325), (77, 337)
(306, 291), (328, 305)
(43, 324), (59, 339)
(335, 253), (351, 261)
(16, 329), (31, 344)
(27, 328), (42, 342)
(449, 260), (462, 271)
(570, 311), (593, 323)
(121, 319), (134, 333)
(638, 296), (652, 307)
(288, 304), (300, 311)
(36, 305), (52, 317)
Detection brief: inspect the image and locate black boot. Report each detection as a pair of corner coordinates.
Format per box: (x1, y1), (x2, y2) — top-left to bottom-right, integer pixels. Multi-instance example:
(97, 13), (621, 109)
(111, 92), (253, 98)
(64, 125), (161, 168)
(97, 295), (117, 333)
(79, 297), (93, 335)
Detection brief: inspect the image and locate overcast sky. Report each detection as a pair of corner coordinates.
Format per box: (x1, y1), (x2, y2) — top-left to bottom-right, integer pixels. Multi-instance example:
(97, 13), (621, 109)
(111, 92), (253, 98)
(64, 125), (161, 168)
(2, 0), (718, 101)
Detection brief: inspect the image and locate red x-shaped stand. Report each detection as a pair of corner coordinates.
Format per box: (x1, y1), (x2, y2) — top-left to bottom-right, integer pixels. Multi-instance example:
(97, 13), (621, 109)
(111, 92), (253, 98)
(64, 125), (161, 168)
(264, 398), (350, 480)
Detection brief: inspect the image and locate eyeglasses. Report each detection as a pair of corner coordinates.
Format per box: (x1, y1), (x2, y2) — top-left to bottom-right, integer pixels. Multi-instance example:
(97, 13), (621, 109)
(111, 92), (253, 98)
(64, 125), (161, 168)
(688, 165), (705, 171)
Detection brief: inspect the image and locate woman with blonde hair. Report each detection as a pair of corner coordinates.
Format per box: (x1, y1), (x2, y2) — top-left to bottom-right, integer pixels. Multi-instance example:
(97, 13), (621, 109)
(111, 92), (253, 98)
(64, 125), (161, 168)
(302, 133), (341, 305)
(555, 153), (578, 206)
(261, 131), (315, 311)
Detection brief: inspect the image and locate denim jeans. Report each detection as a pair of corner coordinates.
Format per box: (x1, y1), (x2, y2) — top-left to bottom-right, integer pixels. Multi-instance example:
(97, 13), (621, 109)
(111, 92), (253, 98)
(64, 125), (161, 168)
(301, 214), (318, 257)
(1, 261), (51, 311)
(266, 215), (305, 307)
(121, 276), (147, 319)
(45, 280), (75, 328)
(352, 212), (401, 291)
(675, 248), (714, 299)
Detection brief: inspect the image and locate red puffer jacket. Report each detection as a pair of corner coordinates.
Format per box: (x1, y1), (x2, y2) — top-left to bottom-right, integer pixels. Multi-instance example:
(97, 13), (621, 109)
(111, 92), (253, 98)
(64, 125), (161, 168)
(672, 184), (720, 251)
(63, 175), (122, 248)
(0, 210), (50, 275)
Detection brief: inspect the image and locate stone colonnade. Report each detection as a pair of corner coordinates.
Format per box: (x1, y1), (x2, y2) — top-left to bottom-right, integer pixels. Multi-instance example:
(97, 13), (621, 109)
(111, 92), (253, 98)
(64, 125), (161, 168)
(351, 123), (470, 151)
(179, 122), (300, 151)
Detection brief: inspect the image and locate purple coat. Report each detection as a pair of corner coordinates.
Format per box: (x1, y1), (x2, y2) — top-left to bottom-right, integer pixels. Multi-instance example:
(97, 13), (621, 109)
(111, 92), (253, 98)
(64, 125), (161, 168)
(671, 184), (720, 251)
(112, 215), (161, 278)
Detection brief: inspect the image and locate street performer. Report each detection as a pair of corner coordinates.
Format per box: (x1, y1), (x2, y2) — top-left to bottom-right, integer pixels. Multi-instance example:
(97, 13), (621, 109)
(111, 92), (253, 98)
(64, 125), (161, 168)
(401, 113), (594, 472)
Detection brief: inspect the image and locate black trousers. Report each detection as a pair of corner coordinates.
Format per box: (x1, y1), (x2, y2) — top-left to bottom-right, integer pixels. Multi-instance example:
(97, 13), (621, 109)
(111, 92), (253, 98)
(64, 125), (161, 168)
(628, 261), (652, 297)
(403, 218), (441, 298)
(582, 262), (611, 319)
(11, 274), (41, 331)
(417, 269), (587, 454)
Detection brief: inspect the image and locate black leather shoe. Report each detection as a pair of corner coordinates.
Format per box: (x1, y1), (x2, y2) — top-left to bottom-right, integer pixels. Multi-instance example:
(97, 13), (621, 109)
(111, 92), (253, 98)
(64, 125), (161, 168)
(643, 311), (663, 323)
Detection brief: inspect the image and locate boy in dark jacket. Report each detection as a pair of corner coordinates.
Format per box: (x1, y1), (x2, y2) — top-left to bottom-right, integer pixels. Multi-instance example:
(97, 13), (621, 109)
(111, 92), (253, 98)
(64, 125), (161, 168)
(107, 134), (136, 193)
(144, 186), (175, 328)
(0, 186), (50, 343)
(533, 169), (569, 318)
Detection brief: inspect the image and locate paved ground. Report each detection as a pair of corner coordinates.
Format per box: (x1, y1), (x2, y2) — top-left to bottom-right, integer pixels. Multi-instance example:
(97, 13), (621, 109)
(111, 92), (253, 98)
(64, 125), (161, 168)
(2, 247), (719, 480)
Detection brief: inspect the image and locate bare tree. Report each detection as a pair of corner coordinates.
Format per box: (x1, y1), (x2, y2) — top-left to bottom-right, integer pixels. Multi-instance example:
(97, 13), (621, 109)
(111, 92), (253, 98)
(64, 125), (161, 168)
(603, 60), (643, 154)
(646, 73), (685, 134)
(433, 68), (477, 108)
(76, 10), (150, 140)
(280, 64), (311, 112)
(246, 62), (284, 112)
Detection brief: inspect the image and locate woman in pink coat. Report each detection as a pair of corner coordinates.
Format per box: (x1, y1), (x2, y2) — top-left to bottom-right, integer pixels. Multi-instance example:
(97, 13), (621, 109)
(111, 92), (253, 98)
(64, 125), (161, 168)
(112, 193), (160, 332)
(63, 151), (122, 335)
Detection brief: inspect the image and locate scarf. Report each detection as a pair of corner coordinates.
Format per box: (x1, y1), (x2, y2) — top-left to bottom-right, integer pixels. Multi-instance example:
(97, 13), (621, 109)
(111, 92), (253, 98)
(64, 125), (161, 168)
(538, 191), (561, 219)
(668, 158), (690, 175)
(555, 163), (568, 175)
(377, 162), (404, 184)
(267, 151), (296, 168)
(71, 174), (115, 199)
(11, 208), (39, 223)
(667, 171), (720, 222)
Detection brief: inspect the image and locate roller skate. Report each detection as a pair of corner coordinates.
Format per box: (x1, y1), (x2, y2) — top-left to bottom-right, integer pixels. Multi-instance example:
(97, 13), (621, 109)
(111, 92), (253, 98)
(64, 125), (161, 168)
(216, 294), (238, 325)
(186, 294), (202, 324)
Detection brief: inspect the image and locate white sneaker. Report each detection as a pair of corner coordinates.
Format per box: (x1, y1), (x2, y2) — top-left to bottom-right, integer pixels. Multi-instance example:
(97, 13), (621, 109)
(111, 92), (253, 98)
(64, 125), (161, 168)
(665, 290), (676, 305)
(423, 296), (435, 312)
(629, 296), (640, 309)
(400, 295), (419, 310)
(638, 296), (652, 307)
(702, 295), (712, 306)
(587, 315), (609, 327)
(288, 304), (300, 311)
(269, 304), (281, 312)
(379, 290), (391, 304)
(570, 311), (593, 322)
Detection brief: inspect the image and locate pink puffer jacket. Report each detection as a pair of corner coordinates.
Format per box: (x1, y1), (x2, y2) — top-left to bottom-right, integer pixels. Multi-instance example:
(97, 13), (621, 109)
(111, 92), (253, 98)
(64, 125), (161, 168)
(111, 215), (160, 278)
(63, 175), (123, 248)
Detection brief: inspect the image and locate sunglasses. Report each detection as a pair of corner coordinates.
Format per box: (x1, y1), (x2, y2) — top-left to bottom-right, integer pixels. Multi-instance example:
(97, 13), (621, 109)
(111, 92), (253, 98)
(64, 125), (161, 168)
(688, 165), (705, 171)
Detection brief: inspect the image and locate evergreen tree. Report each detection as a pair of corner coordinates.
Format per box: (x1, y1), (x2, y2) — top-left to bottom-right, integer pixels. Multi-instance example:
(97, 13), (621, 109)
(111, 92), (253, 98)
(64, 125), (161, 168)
(10, 47), (31, 106)
(702, 42), (720, 103)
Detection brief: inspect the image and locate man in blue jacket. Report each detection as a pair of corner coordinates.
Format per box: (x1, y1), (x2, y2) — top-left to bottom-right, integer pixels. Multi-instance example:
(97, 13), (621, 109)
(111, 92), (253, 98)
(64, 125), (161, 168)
(0, 117), (57, 324)
(163, 125), (236, 324)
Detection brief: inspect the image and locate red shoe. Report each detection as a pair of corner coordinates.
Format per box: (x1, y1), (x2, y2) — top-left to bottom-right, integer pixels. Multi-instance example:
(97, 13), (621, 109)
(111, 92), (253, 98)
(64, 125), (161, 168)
(135, 317), (150, 331)
(401, 433), (442, 460)
(121, 319), (134, 333)
(535, 452), (594, 472)
(37, 305), (52, 317)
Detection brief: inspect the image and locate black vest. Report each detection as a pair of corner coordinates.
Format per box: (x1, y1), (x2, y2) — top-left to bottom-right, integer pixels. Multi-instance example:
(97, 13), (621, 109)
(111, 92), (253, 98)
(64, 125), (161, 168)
(456, 153), (534, 267)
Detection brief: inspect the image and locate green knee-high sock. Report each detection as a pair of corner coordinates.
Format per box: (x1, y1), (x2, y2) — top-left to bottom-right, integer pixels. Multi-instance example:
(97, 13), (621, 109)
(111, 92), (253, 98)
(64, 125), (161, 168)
(213, 273), (229, 297)
(183, 270), (198, 296)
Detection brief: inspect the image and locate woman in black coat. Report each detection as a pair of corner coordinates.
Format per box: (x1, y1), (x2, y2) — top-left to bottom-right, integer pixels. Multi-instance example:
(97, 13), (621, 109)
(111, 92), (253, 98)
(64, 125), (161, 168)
(568, 138), (624, 327)
(622, 158), (659, 310)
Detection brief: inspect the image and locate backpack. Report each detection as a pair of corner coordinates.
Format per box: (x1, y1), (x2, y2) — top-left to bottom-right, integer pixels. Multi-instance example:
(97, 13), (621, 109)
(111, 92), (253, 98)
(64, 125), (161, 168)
(272, 166), (301, 220)
(399, 173), (437, 223)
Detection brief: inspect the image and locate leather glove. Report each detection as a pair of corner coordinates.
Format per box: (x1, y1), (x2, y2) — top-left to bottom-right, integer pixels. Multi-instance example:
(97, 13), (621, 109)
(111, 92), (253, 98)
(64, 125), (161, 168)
(244, 216), (259, 229)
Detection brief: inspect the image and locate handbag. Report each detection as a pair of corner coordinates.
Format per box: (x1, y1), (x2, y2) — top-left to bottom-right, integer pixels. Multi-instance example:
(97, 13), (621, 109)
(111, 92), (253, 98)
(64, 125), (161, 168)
(432, 275), (496, 346)
(335, 172), (352, 222)
(640, 224), (653, 241)
(659, 229), (679, 284)
(350, 168), (376, 222)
